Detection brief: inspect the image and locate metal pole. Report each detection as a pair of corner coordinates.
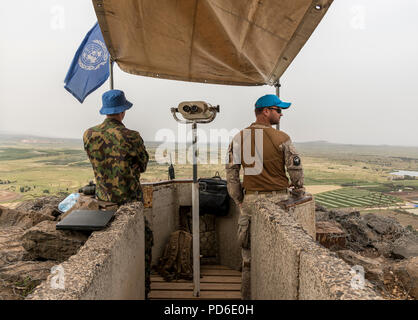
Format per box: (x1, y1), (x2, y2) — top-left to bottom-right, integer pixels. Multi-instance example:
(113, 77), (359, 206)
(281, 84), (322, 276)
(109, 57), (114, 90)
(275, 80), (281, 130)
(192, 122), (200, 297)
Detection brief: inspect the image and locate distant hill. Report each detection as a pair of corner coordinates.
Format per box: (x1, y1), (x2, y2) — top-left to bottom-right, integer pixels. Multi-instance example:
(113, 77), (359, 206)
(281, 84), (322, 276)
(0, 133), (82, 147)
(295, 141), (418, 159)
(1, 133), (417, 159)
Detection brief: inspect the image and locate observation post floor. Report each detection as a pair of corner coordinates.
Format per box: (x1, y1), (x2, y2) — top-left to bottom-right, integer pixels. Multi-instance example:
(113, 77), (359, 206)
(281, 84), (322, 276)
(149, 264), (242, 300)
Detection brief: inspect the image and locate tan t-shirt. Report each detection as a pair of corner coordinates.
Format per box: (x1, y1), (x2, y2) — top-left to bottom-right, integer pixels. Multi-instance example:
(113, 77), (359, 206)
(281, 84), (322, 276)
(226, 122), (304, 203)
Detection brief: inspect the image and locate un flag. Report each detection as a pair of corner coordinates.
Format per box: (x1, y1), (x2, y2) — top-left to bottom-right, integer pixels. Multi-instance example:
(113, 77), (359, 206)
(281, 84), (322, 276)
(64, 22), (109, 103)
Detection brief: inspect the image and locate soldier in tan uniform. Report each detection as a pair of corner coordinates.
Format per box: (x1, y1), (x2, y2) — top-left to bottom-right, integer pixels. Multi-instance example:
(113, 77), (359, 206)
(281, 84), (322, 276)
(226, 94), (305, 300)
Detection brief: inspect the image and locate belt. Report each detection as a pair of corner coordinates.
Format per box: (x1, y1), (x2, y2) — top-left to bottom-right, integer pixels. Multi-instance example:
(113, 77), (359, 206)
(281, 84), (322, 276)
(244, 189), (287, 195)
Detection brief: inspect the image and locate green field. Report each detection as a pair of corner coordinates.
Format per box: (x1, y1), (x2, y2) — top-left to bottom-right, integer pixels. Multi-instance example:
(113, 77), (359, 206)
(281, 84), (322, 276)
(0, 136), (417, 208)
(0, 147), (93, 203)
(0, 143), (228, 204)
(314, 188), (403, 209)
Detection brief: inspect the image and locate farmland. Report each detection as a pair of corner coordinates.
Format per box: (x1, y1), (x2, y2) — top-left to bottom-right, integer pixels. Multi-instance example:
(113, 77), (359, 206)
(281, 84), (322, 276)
(314, 188), (402, 209)
(0, 135), (417, 217)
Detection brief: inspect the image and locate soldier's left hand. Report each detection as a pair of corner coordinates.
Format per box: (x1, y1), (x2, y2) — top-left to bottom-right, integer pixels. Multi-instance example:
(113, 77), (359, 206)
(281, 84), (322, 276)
(290, 187), (305, 199)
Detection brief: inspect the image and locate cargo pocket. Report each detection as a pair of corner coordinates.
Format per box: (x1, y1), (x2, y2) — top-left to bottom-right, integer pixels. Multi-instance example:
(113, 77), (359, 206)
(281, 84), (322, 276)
(237, 213), (251, 249)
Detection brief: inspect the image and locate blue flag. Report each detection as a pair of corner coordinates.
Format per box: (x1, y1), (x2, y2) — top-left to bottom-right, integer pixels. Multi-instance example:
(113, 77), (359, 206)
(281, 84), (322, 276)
(64, 22), (110, 103)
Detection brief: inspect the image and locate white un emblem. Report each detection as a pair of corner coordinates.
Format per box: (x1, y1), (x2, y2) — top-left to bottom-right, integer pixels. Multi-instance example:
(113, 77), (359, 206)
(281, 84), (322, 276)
(78, 40), (108, 71)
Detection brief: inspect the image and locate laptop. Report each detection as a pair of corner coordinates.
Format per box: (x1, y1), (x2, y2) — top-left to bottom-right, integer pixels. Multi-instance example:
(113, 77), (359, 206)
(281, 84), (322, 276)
(56, 209), (115, 231)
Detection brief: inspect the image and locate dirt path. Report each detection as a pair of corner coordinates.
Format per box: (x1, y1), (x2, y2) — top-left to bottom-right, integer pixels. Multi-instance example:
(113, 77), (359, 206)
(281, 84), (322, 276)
(0, 202), (20, 209)
(360, 209), (418, 230)
(0, 191), (21, 202)
(388, 191), (418, 203)
(306, 185), (342, 195)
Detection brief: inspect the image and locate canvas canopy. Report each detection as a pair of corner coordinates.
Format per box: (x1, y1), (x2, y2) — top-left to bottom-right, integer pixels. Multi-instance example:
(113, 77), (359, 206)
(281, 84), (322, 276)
(93, 0), (333, 86)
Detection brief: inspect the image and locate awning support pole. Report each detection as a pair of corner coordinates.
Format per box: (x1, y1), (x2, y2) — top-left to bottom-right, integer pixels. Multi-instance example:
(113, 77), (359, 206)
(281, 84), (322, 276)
(109, 57), (114, 90)
(192, 121), (200, 297)
(274, 80), (281, 130)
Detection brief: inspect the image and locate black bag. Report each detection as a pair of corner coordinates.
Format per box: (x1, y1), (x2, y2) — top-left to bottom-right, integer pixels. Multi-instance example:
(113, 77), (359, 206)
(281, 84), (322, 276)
(199, 172), (230, 216)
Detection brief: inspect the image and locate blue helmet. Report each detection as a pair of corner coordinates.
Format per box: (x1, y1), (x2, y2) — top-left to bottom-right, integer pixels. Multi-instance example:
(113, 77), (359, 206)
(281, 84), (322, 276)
(99, 90), (133, 115)
(255, 94), (291, 109)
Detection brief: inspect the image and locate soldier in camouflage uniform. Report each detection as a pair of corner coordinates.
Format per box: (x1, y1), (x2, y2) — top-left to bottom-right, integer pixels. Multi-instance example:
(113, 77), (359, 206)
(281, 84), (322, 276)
(226, 94), (305, 300)
(83, 89), (153, 298)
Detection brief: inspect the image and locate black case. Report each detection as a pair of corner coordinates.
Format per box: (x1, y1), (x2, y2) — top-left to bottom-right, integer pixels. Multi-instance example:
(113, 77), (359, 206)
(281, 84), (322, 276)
(198, 172), (230, 216)
(56, 209), (115, 231)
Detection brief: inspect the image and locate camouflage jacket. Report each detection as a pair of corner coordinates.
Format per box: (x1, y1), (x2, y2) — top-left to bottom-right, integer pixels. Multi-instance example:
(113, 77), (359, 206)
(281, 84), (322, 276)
(83, 118), (149, 205)
(226, 122), (304, 204)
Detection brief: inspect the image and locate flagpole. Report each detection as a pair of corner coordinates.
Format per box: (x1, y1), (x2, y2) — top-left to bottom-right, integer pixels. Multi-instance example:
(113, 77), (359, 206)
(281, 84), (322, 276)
(109, 57), (114, 90)
(275, 80), (280, 130)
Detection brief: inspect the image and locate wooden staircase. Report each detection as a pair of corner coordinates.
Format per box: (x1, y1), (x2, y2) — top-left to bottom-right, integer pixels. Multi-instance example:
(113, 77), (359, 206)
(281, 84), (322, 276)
(149, 265), (242, 300)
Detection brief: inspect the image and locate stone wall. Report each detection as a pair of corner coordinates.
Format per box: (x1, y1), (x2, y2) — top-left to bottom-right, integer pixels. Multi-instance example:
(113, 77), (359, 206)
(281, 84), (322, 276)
(144, 180), (242, 269)
(216, 201), (241, 270)
(251, 198), (383, 300)
(27, 202), (145, 300)
(143, 182), (179, 266)
(289, 199), (316, 239)
(25, 180), (384, 300)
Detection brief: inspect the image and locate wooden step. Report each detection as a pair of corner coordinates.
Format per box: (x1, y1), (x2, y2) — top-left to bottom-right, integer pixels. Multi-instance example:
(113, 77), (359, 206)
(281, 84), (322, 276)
(200, 269), (241, 276)
(151, 275), (241, 284)
(200, 265), (231, 270)
(152, 282), (241, 291)
(148, 290), (241, 300)
(149, 265), (242, 300)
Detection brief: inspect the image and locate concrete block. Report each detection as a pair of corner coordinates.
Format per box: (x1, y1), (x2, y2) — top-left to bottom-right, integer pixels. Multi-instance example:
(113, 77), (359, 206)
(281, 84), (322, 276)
(149, 184), (178, 266)
(251, 215), (299, 299)
(316, 221), (346, 250)
(216, 201), (241, 271)
(251, 200), (307, 299)
(27, 202), (146, 300)
(176, 183), (192, 206)
(299, 249), (383, 300)
(251, 198), (383, 300)
(289, 198), (316, 239)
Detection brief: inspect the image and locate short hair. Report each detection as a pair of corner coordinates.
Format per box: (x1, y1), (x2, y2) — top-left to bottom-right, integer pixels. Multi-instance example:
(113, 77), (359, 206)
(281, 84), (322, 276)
(107, 111), (124, 117)
(255, 107), (266, 116)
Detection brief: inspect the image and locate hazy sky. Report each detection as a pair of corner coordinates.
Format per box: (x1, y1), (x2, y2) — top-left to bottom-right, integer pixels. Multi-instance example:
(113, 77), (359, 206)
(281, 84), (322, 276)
(0, 0), (417, 146)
